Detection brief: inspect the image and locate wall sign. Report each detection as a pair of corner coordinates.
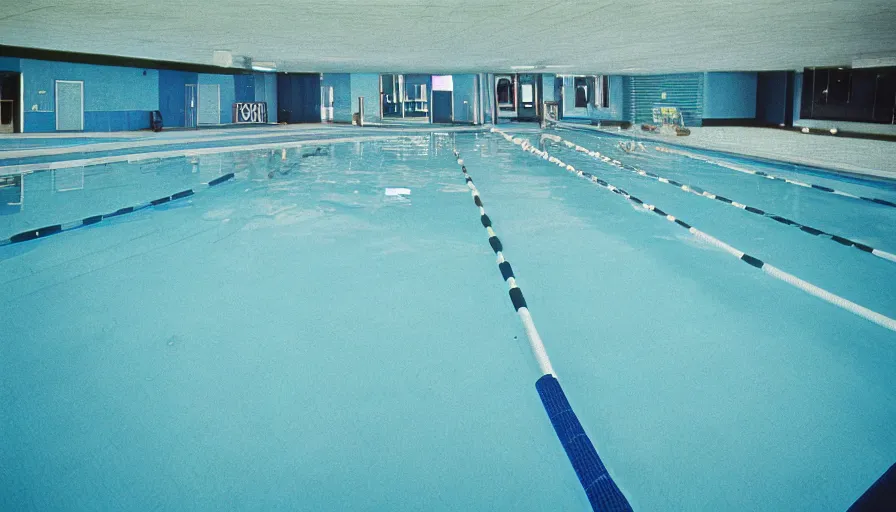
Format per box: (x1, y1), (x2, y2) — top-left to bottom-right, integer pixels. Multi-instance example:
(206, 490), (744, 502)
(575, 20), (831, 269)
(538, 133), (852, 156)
(233, 102), (267, 123)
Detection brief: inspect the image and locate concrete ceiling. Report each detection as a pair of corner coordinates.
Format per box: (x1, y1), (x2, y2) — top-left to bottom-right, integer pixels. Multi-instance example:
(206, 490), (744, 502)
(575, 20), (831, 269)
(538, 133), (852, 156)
(2, 0), (896, 74)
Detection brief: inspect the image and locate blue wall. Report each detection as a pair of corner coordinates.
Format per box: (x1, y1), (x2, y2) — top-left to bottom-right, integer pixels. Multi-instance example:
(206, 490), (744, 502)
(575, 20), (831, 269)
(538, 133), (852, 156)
(20, 59), (160, 132)
(276, 73), (321, 123)
(322, 73), (352, 123)
(198, 73), (235, 124)
(350, 73), (381, 122)
(541, 74), (555, 103)
(0, 57), (20, 72)
(234, 74), (255, 103)
(790, 71), (896, 135)
(483, 73), (494, 124)
(6, 56), (276, 131)
(756, 71), (789, 125)
(254, 73), (277, 122)
(452, 74), (476, 123)
(158, 70), (197, 128)
(702, 72), (757, 119)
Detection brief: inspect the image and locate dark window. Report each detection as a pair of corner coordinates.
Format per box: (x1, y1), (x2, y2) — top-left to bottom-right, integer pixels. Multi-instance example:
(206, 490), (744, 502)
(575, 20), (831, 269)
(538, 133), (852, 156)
(574, 77), (588, 107)
(812, 68), (829, 105)
(497, 78), (513, 105)
(873, 71), (896, 124)
(800, 66), (896, 124)
(827, 69), (851, 105)
(600, 75), (610, 108)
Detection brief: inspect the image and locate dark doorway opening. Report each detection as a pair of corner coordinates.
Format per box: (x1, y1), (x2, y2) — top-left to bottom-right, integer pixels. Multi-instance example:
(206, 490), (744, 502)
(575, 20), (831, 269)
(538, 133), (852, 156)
(0, 72), (21, 133)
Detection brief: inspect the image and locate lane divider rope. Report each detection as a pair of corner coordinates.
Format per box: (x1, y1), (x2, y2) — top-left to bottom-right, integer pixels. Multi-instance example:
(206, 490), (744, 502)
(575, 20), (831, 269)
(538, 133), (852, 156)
(544, 134), (896, 265)
(452, 149), (632, 512)
(655, 146), (896, 209)
(0, 173), (235, 248)
(493, 128), (896, 333)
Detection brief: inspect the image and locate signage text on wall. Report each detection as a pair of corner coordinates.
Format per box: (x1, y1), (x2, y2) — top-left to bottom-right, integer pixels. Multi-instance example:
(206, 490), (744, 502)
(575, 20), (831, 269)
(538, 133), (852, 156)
(233, 102), (268, 123)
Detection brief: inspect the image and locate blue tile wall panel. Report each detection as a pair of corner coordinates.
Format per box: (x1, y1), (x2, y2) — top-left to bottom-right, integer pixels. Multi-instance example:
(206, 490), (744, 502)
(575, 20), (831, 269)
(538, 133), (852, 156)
(83, 111), (151, 131)
(322, 73), (352, 123)
(703, 72), (757, 119)
(482, 73), (494, 124)
(452, 74), (476, 123)
(542, 74), (556, 103)
(234, 74), (255, 103)
(0, 57), (20, 72)
(23, 112), (55, 132)
(350, 74), (381, 122)
(263, 73), (277, 122)
(20, 59), (159, 114)
(793, 72), (803, 122)
(159, 70), (197, 128)
(251, 73), (277, 121)
(276, 74), (321, 123)
(756, 71), (789, 125)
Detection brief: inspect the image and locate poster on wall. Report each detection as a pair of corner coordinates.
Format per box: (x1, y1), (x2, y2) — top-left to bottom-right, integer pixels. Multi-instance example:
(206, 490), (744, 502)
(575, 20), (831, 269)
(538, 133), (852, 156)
(233, 102), (268, 123)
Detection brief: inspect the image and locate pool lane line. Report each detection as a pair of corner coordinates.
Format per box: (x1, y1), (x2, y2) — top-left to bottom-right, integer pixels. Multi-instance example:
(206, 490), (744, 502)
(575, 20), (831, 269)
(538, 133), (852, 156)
(452, 149), (633, 512)
(543, 135), (896, 265)
(494, 128), (896, 333)
(0, 173), (235, 248)
(655, 146), (896, 209)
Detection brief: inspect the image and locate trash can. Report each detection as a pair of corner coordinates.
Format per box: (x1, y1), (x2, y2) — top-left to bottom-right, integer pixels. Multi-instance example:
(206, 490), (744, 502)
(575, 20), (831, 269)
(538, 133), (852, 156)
(150, 110), (163, 132)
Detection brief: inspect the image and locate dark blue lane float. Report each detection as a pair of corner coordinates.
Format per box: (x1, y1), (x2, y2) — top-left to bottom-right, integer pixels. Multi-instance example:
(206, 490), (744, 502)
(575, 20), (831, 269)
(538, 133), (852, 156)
(0, 172), (235, 247)
(453, 149), (632, 511)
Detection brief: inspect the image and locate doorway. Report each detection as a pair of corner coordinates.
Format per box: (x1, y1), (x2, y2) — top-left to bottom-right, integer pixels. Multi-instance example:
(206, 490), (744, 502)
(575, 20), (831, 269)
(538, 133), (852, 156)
(431, 75), (454, 123)
(380, 74), (431, 122)
(517, 74), (538, 121)
(55, 80), (84, 131)
(382, 74), (404, 119)
(495, 74), (516, 119)
(0, 72), (21, 133)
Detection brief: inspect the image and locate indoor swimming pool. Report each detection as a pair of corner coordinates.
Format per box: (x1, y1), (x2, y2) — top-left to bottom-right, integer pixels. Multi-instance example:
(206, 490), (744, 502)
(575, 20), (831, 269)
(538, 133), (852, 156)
(1, 128), (894, 511)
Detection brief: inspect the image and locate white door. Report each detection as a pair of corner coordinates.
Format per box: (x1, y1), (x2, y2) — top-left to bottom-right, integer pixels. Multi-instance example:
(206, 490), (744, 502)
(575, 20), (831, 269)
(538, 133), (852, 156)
(55, 80), (84, 131)
(197, 84), (220, 125)
(320, 86), (334, 121)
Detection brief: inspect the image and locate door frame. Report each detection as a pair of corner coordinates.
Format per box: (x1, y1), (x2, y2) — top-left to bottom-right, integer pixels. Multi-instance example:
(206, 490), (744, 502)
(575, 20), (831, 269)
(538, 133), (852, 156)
(431, 90), (454, 124)
(185, 84), (198, 128)
(55, 80), (84, 131)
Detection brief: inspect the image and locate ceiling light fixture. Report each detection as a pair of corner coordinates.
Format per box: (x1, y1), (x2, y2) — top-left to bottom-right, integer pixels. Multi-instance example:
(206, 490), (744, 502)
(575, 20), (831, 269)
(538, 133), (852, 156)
(251, 62), (277, 72)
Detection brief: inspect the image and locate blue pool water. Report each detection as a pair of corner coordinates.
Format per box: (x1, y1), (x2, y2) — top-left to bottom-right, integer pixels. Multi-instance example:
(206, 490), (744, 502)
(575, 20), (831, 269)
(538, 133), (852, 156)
(1, 129), (894, 510)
